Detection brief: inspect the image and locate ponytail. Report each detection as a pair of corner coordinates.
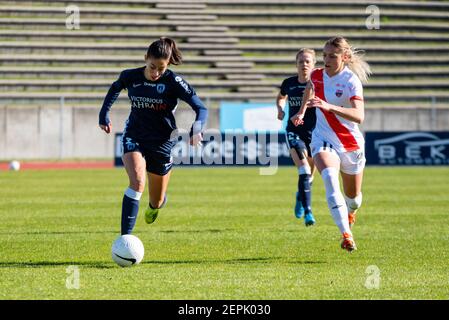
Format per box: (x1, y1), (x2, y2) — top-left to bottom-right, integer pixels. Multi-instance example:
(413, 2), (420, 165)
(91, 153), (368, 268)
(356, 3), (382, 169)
(347, 48), (371, 84)
(325, 36), (371, 84)
(147, 37), (182, 65)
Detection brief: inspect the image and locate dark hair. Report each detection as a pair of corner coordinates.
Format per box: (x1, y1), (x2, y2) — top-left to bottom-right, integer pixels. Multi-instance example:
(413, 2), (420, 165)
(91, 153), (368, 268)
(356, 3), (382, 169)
(146, 37), (182, 65)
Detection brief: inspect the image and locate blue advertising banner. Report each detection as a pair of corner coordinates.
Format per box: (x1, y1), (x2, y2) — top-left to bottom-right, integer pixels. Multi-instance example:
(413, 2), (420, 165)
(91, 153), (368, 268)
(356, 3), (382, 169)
(220, 102), (288, 133)
(365, 131), (449, 165)
(114, 131), (294, 167)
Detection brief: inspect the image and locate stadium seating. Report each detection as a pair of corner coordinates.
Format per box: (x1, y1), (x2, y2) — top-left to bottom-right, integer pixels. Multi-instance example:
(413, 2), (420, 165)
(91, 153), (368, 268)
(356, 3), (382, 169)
(1, 0), (449, 108)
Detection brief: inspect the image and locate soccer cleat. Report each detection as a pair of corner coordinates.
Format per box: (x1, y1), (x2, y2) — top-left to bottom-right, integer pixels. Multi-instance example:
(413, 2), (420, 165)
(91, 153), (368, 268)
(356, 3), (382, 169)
(341, 232), (357, 252)
(304, 212), (316, 227)
(294, 192), (305, 219)
(144, 206), (159, 224)
(348, 211), (356, 229)
(145, 195), (167, 225)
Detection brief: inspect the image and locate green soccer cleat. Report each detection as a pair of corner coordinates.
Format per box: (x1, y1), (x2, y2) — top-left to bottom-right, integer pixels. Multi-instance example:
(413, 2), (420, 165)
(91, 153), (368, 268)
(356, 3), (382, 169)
(144, 206), (159, 224)
(145, 195), (167, 225)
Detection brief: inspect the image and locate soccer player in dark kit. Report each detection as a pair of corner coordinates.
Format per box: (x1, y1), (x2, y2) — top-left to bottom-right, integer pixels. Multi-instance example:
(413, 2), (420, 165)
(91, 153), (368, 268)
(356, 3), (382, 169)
(99, 37), (208, 235)
(276, 48), (317, 226)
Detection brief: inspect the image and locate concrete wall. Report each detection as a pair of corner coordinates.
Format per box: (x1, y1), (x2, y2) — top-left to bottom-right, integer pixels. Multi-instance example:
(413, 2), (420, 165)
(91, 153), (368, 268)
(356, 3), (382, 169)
(0, 103), (219, 159)
(0, 104), (448, 160)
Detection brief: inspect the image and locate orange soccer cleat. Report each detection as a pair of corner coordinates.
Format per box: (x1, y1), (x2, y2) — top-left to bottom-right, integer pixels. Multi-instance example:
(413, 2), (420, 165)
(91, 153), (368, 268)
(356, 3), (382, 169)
(341, 232), (357, 252)
(348, 211), (357, 229)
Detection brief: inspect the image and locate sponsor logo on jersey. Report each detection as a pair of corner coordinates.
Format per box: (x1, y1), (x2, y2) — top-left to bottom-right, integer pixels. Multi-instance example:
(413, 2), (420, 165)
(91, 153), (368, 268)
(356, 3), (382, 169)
(157, 83), (165, 94)
(133, 83), (142, 88)
(130, 96), (167, 110)
(175, 76), (191, 94)
(335, 89), (343, 97)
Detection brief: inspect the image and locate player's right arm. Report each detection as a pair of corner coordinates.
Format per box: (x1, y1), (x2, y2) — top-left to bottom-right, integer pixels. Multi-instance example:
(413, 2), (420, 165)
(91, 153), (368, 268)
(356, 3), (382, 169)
(99, 71), (126, 134)
(276, 79), (289, 121)
(276, 92), (287, 121)
(291, 81), (314, 126)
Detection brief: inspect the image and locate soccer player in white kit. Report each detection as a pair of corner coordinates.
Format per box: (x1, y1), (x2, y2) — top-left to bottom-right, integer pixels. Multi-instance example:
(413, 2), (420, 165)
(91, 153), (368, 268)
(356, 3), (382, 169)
(291, 36), (371, 252)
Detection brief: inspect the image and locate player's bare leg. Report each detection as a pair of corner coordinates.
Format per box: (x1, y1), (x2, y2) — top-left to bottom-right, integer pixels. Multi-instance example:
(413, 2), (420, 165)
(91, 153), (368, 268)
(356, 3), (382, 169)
(144, 171), (171, 224)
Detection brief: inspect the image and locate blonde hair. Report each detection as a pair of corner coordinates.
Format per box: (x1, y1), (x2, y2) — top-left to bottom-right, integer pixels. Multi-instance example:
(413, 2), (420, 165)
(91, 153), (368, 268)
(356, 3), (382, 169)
(296, 48), (316, 64)
(325, 36), (371, 83)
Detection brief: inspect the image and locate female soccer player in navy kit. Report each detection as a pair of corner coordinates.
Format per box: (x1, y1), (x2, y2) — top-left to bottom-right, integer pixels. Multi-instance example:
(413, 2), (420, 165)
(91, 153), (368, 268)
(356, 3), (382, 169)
(292, 36), (371, 252)
(99, 37), (208, 235)
(276, 48), (316, 226)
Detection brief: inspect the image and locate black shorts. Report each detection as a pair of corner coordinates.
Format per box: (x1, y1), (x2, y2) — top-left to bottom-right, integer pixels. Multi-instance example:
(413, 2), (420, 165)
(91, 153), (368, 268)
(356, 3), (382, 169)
(285, 130), (312, 158)
(122, 134), (175, 176)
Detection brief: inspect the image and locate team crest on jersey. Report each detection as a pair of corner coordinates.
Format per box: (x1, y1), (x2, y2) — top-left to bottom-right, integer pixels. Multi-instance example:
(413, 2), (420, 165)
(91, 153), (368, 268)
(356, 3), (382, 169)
(335, 89), (343, 97)
(157, 84), (165, 94)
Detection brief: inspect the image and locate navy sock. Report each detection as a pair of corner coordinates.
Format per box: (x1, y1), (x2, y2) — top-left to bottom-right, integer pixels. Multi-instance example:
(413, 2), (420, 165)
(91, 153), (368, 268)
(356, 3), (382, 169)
(298, 174), (312, 214)
(121, 188), (142, 235)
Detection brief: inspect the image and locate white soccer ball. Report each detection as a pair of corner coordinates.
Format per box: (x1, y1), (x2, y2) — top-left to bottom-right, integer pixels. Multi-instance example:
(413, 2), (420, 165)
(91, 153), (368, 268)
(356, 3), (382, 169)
(111, 234), (145, 267)
(9, 160), (20, 171)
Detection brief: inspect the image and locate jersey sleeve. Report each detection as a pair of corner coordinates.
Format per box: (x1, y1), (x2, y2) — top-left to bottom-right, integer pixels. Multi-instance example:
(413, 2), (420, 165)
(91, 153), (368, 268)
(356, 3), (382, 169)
(279, 79), (288, 96)
(172, 75), (208, 135)
(349, 76), (364, 101)
(98, 71), (127, 126)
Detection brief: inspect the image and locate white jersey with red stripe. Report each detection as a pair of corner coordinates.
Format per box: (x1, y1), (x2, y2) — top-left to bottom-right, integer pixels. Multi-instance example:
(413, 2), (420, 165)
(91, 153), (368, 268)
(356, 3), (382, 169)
(310, 67), (364, 153)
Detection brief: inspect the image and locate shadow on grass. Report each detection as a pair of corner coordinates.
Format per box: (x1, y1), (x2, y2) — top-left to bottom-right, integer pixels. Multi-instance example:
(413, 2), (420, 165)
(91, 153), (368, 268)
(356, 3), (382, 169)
(158, 228), (231, 234)
(0, 257), (327, 269)
(1, 229), (234, 236)
(142, 257), (327, 265)
(0, 261), (114, 269)
(0, 230), (117, 236)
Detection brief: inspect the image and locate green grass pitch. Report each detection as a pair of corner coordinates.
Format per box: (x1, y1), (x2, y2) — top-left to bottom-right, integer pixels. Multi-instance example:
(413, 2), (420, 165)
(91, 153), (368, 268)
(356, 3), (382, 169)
(0, 167), (448, 299)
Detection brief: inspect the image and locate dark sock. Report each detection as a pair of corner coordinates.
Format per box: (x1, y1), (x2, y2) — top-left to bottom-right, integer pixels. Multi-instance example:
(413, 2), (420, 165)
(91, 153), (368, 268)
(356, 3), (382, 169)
(298, 174), (312, 214)
(121, 194), (140, 235)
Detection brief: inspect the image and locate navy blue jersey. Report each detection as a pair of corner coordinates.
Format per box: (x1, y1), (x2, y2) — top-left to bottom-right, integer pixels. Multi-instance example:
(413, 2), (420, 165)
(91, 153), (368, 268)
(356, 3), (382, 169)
(280, 76), (316, 133)
(99, 67), (208, 141)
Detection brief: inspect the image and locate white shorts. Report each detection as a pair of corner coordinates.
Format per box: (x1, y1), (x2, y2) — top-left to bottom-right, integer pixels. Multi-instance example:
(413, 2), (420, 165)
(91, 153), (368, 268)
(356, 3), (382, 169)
(310, 137), (366, 175)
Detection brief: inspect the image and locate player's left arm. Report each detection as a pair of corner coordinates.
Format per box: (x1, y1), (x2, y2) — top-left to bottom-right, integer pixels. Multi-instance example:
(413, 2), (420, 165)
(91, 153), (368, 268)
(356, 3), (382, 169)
(291, 81), (314, 126)
(185, 95), (208, 146)
(306, 77), (364, 124)
(174, 76), (208, 146)
(308, 97), (364, 124)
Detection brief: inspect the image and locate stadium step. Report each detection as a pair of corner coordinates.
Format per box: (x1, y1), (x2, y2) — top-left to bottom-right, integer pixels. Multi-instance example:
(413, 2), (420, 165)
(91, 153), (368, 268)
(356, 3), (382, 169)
(213, 62), (254, 68)
(2, 0), (449, 109)
(166, 14), (218, 20)
(202, 50), (243, 56)
(176, 26), (229, 32)
(2, 91), (449, 104)
(155, 3), (207, 9)
(224, 74), (266, 80)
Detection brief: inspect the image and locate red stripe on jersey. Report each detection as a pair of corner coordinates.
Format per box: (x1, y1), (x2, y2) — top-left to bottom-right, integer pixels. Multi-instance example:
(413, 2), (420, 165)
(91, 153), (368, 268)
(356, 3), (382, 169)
(311, 68), (360, 151)
(350, 95), (363, 101)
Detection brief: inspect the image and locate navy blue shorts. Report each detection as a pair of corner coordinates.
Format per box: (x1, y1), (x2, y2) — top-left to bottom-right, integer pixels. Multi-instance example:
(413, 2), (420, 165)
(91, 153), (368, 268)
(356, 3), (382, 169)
(285, 131), (312, 158)
(122, 134), (175, 176)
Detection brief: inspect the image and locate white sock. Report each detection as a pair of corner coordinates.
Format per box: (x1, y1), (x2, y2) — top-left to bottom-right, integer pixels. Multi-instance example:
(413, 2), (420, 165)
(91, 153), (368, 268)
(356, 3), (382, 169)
(321, 167), (352, 236)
